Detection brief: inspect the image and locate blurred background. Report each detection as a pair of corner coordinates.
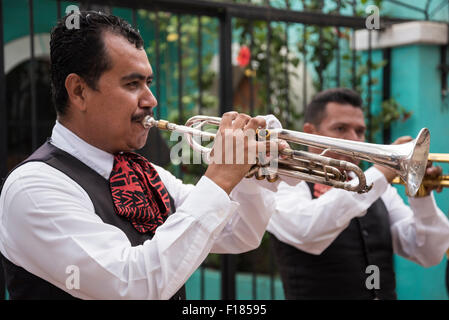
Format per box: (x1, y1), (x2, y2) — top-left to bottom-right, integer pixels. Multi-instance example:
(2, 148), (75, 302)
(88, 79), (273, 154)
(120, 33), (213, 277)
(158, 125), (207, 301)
(1, 0), (448, 300)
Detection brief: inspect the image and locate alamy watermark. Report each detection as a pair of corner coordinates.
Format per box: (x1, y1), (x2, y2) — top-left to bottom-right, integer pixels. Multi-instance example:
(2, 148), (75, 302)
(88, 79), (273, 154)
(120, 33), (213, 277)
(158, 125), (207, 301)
(65, 5), (81, 30)
(365, 264), (380, 290)
(65, 264), (80, 290)
(167, 128), (279, 170)
(365, 5), (380, 30)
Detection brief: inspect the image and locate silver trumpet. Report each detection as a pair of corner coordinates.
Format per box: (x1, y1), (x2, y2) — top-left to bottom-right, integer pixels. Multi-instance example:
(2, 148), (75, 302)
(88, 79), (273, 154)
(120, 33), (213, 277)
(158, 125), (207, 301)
(142, 115), (430, 196)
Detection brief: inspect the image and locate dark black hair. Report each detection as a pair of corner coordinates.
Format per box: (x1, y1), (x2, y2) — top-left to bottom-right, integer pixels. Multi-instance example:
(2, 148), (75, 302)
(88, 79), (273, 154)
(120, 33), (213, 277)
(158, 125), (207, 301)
(304, 88), (363, 126)
(50, 11), (144, 115)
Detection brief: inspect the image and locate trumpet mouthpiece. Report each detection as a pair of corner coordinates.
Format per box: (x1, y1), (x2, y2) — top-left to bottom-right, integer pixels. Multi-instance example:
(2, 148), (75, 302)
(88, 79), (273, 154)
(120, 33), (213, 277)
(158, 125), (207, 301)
(142, 116), (156, 129)
(142, 116), (170, 130)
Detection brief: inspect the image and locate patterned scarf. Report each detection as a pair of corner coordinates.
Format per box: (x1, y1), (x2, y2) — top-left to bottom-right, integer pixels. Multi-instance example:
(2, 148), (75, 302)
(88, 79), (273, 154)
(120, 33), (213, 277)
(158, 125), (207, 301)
(109, 152), (171, 235)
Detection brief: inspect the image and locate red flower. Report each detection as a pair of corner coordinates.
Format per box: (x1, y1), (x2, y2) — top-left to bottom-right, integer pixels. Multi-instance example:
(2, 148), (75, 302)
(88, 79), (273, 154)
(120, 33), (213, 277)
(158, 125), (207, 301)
(237, 45), (251, 68)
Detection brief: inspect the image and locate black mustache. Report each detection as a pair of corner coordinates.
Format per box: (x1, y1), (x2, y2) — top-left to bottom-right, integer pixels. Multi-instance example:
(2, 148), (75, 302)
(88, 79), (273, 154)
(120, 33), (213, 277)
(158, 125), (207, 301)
(132, 111), (154, 122)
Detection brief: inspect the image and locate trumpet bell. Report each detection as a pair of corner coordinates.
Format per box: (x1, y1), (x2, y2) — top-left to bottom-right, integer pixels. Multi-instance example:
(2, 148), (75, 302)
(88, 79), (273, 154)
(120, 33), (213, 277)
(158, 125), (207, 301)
(268, 126), (431, 197)
(400, 128), (430, 196)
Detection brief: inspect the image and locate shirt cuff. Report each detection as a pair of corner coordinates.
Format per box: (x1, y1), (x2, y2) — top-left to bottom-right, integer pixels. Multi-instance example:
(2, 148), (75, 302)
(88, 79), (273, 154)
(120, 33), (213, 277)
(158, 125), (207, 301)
(363, 166), (389, 192)
(408, 192), (440, 219)
(231, 176), (281, 195)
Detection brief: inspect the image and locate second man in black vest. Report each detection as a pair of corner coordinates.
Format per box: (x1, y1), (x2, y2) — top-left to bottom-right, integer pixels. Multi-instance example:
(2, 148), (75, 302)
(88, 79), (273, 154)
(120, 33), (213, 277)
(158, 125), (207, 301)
(267, 88), (449, 300)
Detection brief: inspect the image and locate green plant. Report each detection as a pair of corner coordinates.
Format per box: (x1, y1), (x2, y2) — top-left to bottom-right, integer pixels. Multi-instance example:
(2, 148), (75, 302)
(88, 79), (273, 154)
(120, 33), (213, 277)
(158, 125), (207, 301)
(371, 98), (412, 135)
(299, 0), (411, 141)
(139, 10), (218, 182)
(234, 17), (303, 130)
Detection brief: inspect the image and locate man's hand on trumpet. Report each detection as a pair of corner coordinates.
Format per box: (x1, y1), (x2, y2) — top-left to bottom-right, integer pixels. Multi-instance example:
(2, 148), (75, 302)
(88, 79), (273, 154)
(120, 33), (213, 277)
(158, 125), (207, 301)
(204, 112), (285, 195)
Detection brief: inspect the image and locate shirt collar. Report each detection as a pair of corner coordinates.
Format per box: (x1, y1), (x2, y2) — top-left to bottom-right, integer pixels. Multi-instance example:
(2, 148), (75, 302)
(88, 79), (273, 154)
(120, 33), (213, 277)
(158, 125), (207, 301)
(50, 120), (115, 179)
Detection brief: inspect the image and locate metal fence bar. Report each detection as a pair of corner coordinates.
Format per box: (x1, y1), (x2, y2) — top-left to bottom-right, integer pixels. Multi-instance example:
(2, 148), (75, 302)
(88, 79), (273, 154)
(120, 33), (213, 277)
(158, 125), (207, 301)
(249, 20), (255, 117)
(351, 1), (357, 90)
(57, 0), (62, 19)
(197, 14), (206, 300)
(284, 13), (290, 127)
(252, 267), (257, 299)
(176, 14), (184, 179)
(266, 22), (272, 115)
(352, 27), (357, 90)
(155, 11), (161, 120)
(264, 0), (272, 115)
(132, 8), (137, 28)
(318, 0), (324, 91)
(198, 16), (203, 115)
(0, 0), (7, 298)
(0, 0), (6, 178)
(218, 8), (235, 300)
(29, 0), (37, 151)
(302, 24), (307, 111)
(269, 238), (275, 299)
(249, 17), (257, 296)
(336, 0), (341, 87)
(177, 14), (183, 122)
(219, 9), (233, 115)
(153, 10), (163, 167)
(367, 29), (372, 142)
(0, 7), (4, 302)
(382, 48), (392, 144)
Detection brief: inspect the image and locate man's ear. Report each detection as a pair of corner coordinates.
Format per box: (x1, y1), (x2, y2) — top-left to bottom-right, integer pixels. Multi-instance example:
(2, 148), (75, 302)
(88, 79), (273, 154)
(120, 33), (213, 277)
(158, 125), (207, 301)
(303, 122), (317, 134)
(65, 73), (87, 112)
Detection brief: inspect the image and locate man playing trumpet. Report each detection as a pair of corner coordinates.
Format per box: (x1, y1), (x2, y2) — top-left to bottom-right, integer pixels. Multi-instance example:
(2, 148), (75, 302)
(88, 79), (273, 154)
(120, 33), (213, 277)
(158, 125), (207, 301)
(0, 11), (286, 300)
(267, 88), (449, 300)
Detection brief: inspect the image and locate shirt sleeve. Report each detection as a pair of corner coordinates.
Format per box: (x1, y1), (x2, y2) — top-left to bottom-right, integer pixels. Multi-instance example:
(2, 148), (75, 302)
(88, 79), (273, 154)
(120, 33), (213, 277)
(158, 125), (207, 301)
(267, 166), (390, 254)
(209, 177), (279, 253)
(153, 164), (278, 254)
(382, 185), (449, 267)
(0, 162), (239, 300)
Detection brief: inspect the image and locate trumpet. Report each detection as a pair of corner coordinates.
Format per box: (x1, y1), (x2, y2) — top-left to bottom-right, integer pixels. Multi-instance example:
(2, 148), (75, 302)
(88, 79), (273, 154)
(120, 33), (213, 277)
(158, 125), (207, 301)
(392, 153), (449, 196)
(142, 115), (430, 196)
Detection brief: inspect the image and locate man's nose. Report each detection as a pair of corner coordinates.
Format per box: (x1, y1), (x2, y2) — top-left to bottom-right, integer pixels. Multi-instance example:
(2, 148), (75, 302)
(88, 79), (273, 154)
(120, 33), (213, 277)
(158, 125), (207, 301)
(140, 86), (158, 109)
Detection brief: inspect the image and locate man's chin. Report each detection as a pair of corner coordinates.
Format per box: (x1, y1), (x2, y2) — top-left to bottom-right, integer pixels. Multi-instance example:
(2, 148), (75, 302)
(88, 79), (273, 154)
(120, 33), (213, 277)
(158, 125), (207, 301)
(135, 135), (150, 151)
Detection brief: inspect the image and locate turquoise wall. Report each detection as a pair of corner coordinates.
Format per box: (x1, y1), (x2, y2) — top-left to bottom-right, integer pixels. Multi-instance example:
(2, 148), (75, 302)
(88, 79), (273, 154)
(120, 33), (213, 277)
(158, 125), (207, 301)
(186, 268), (285, 300)
(389, 44), (449, 300)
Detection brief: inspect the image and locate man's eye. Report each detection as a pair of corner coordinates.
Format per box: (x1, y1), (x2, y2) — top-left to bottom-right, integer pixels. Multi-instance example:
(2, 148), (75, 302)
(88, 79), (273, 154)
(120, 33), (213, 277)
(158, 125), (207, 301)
(335, 126), (345, 132)
(146, 81), (153, 87)
(127, 81), (138, 88)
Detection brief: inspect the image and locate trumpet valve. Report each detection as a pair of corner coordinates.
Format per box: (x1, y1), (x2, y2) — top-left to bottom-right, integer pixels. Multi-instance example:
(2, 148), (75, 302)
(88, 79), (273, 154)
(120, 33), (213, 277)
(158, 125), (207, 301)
(256, 128), (270, 140)
(266, 173), (279, 183)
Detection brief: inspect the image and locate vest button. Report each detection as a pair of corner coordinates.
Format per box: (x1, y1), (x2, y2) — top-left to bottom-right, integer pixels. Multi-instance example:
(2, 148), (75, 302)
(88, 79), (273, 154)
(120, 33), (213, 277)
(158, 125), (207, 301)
(362, 230), (369, 237)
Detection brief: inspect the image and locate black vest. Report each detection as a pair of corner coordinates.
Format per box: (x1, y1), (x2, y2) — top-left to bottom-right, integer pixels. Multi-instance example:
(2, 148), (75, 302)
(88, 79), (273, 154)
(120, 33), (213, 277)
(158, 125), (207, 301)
(1, 142), (185, 300)
(270, 182), (397, 300)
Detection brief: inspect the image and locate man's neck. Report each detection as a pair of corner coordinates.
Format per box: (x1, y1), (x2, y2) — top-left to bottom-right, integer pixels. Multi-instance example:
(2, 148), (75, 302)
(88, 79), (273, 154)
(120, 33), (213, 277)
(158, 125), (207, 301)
(57, 115), (115, 155)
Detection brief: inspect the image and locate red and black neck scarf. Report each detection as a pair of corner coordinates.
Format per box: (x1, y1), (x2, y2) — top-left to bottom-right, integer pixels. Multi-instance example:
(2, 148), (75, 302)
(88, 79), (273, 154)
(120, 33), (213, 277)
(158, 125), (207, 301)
(109, 152), (171, 235)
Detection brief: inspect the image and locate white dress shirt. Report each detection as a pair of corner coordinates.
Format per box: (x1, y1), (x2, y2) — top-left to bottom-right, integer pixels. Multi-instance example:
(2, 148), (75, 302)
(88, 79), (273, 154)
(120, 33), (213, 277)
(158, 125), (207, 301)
(0, 121), (278, 300)
(267, 166), (449, 267)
